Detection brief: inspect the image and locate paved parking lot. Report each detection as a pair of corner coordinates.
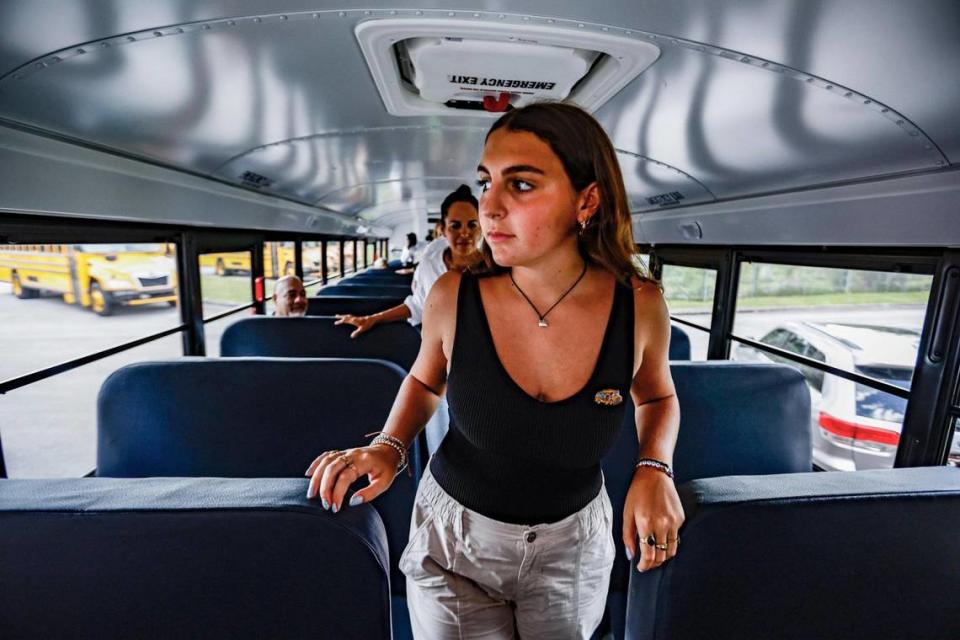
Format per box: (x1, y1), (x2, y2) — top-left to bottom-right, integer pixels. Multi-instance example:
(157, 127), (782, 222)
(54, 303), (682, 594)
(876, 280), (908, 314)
(0, 282), (239, 477)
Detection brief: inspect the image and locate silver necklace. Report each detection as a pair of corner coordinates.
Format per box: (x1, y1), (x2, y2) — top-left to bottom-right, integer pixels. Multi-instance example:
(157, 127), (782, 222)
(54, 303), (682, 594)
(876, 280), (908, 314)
(509, 262), (588, 328)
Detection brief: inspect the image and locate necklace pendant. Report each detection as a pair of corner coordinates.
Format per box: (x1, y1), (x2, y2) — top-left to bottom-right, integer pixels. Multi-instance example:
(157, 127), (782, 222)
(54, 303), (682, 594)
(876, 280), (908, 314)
(538, 318), (548, 328)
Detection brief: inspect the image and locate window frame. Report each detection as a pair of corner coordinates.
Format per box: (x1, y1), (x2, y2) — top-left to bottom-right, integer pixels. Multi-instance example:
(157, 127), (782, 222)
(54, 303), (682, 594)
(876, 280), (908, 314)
(0, 211), (382, 477)
(649, 244), (957, 467)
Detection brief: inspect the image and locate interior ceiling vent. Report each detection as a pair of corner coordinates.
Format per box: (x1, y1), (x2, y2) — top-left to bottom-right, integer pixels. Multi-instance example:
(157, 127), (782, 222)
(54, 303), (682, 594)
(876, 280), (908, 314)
(355, 18), (660, 117)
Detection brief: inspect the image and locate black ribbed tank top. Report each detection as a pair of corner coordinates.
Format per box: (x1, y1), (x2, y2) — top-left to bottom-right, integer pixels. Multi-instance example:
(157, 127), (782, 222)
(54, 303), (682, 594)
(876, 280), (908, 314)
(430, 272), (634, 525)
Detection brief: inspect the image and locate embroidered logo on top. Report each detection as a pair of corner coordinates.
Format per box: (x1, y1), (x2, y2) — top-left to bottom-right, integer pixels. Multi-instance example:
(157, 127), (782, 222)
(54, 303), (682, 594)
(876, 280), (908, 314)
(594, 389), (623, 407)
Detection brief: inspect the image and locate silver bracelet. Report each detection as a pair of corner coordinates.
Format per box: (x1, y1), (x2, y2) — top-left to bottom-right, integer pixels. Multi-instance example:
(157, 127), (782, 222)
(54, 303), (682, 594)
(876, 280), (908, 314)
(635, 458), (674, 479)
(369, 433), (408, 473)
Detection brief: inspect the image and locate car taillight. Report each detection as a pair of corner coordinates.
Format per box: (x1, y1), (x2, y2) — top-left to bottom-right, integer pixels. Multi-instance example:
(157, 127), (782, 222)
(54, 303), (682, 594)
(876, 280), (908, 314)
(818, 412), (900, 446)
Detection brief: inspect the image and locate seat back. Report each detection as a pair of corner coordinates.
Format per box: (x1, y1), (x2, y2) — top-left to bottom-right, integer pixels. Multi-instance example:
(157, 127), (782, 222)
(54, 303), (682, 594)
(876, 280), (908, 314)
(669, 325), (691, 360)
(96, 357), (419, 600)
(221, 317), (421, 371)
(330, 280), (411, 291)
(350, 271), (413, 282)
(307, 295), (405, 316)
(0, 477), (391, 639)
(602, 362), (812, 637)
(626, 467), (960, 639)
(319, 284), (411, 298)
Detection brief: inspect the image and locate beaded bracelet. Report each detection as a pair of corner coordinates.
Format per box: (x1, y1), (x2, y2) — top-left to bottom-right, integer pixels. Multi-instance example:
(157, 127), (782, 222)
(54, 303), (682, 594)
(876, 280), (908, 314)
(635, 458), (675, 479)
(369, 433), (408, 473)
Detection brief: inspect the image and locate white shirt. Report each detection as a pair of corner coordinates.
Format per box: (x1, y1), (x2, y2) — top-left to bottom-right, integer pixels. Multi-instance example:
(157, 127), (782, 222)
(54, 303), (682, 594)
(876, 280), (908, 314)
(403, 238), (448, 325)
(400, 240), (429, 266)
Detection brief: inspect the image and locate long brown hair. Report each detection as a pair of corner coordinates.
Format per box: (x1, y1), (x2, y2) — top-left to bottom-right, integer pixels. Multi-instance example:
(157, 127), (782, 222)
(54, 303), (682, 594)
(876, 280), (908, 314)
(477, 101), (651, 284)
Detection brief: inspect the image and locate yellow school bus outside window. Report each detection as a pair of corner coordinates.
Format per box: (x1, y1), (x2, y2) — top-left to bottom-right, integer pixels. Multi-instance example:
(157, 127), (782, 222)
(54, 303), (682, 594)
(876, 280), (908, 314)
(0, 243), (177, 316)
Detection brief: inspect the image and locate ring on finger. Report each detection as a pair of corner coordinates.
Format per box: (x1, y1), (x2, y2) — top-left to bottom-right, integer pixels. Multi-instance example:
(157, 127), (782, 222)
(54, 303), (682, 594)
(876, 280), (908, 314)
(643, 534), (658, 546)
(655, 542), (669, 551)
(667, 536), (680, 545)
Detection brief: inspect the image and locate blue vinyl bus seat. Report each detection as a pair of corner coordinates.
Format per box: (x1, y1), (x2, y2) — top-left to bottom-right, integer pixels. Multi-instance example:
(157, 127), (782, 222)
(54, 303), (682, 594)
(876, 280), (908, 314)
(669, 325), (691, 360)
(96, 357), (419, 638)
(349, 271), (413, 283)
(327, 281), (411, 292)
(220, 317), (431, 474)
(335, 278), (411, 286)
(319, 284), (411, 298)
(347, 276), (412, 287)
(600, 362), (812, 639)
(387, 259), (404, 269)
(0, 477), (391, 639)
(221, 316), (421, 372)
(626, 467), (960, 639)
(307, 295), (405, 316)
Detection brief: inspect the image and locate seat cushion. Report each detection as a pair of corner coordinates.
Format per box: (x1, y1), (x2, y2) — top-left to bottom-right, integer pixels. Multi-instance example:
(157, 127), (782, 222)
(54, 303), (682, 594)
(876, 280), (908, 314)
(0, 477), (391, 639)
(626, 467), (960, 640)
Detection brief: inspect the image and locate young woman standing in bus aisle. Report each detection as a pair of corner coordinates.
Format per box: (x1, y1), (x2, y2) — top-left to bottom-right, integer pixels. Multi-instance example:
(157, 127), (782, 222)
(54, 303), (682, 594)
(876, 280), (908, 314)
(333, 185), (483, 337)
(305, 102), (683, 639)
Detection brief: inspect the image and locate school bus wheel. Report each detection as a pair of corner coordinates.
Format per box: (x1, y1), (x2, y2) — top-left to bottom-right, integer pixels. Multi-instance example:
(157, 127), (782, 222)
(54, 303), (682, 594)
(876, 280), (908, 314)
(215, 258), (227, 277)
(11, 272), (39, 299)
(89, 282), (114, 316)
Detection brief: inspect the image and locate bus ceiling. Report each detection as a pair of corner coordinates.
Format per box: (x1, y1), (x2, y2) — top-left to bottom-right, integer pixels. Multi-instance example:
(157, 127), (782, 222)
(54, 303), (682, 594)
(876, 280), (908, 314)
(0, 2), (956, 244)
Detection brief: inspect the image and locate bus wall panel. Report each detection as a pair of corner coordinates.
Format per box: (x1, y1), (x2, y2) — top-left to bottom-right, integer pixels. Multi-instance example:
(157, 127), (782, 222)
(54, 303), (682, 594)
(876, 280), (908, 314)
(634, 168), (960, 247)
(0, 126), (383, 237)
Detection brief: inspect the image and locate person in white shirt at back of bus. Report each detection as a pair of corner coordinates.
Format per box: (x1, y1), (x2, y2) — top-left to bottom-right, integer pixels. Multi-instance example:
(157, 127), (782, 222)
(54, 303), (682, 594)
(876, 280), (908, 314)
(335, 185), (482, 337)
(400, 232), (428, 266)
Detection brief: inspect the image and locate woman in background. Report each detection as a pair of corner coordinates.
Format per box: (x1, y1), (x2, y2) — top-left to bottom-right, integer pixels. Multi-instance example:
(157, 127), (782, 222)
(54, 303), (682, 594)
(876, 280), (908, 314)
(335, 185), (482, 337)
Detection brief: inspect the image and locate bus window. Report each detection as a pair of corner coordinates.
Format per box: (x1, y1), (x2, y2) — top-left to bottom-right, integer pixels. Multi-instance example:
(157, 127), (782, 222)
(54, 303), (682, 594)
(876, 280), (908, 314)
(634, 253), (651, 275)
(263, 241), (296, 315)
(731, 262), (933, 472)
(660, 264), (717, 360)
(198, 250), (252, 355)
(326, 241), (341, 279)
(0, 333), (183, 478)
(302, 241), (324, 284)
(0, 241), (180, 377)
(343, 240), (356, 274)
(0, 241), (181, 478)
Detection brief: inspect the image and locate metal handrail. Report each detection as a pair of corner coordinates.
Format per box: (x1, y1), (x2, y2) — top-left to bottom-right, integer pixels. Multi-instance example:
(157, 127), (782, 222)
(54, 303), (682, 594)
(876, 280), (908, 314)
(670, 315), (711, 333)
(729, 333), (911, 399)
(0, 323), (187, 395)
(202, 301), (255, 323)
(667, 312), (913, 399)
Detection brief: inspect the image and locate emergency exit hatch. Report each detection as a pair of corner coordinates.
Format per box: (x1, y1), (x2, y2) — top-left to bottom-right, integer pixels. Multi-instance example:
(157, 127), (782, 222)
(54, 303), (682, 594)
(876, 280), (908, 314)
(355, 18), (660, 116)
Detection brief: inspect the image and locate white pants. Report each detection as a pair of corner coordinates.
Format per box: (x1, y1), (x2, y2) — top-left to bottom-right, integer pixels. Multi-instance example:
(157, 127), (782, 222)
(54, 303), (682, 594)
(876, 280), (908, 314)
(400, 468), (615, 639)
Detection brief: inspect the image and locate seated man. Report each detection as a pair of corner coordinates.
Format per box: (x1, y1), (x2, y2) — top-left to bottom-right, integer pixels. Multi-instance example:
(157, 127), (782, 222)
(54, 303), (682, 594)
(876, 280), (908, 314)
(272, 275), (307, 317)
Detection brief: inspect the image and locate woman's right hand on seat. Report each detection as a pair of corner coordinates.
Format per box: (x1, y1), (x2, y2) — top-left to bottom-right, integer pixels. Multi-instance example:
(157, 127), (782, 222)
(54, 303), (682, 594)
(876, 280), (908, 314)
(334, 313), (378, 338)
(304, 445), (401, 511)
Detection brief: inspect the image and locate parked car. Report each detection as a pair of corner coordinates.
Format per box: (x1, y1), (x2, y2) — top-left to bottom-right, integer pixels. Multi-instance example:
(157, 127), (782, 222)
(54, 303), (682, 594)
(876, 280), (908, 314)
(734, 322), (924, 471)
